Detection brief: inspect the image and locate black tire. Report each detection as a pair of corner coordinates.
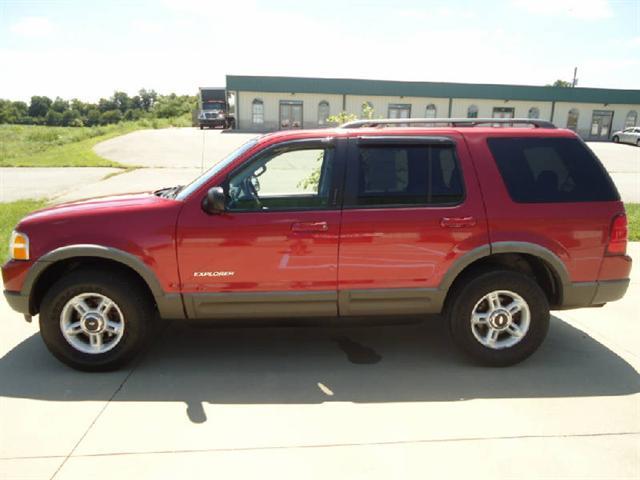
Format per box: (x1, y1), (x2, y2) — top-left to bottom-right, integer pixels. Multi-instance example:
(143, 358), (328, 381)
(39, 268), (154, 371)
(636, 140), (639, 147)
(447, 269), (550, 367)
(612, 136), (619, 143)
(199, 125), (204, 130)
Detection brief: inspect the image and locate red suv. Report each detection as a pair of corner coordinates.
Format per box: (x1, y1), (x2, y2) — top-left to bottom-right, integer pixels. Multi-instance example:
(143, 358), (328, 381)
(2, 118), (631, 371)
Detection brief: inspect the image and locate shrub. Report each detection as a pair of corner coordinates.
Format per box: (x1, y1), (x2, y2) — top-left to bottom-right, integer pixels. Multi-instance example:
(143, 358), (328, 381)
(45, 110), (63, 126)
(85, 109), (101, 126)
(100, 109), (122, 125)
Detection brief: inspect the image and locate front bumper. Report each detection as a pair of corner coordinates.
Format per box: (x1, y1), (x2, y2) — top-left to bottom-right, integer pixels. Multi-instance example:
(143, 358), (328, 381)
(4, 290), (30, 315)
(199, 118), (226, 127)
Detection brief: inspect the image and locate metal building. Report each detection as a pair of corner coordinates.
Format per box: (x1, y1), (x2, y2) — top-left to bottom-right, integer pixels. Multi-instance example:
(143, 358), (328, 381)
(226, 75), (640, 140)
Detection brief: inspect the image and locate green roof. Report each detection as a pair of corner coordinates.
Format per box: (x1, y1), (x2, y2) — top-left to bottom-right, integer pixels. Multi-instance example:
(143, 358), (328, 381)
(227, 75), (640, 105)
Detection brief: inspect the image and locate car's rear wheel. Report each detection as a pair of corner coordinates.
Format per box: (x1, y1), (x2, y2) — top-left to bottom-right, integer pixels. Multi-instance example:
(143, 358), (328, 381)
(447, 270), (550, 366)
(39, 268), (153, 371)
(612, 135), (619, 143)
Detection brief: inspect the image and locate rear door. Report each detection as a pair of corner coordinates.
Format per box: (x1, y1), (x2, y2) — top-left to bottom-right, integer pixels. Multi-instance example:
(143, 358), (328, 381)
(479, 134), (621, 284)
(337, 134), (489, 316)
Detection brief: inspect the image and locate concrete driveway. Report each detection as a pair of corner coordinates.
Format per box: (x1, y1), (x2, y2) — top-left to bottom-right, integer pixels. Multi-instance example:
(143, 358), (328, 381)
(93, 128), (256, 169)
(1, 245), (638, 479)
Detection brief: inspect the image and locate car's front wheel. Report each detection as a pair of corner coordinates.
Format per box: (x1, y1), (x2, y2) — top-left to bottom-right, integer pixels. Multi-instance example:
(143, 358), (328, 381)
(39, 268), (153, 371)
(447, 270), (550, 366)
(612, 135), (619, 143)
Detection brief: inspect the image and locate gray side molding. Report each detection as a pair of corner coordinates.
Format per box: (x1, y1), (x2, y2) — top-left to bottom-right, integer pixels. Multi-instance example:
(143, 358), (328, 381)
(490, 241), (570, 285)
(437, 244), (492, 293)
(437, 241), (571, 305)
(22, 244), (185, 319)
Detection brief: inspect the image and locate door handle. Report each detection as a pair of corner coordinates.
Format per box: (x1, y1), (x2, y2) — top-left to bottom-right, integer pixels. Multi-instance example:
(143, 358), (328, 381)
(291, 221), (329, 233)
(440, 216), (476, 228)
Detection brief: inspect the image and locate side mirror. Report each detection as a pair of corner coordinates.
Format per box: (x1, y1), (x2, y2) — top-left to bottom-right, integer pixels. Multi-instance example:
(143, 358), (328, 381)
(202, 186), (226, 214)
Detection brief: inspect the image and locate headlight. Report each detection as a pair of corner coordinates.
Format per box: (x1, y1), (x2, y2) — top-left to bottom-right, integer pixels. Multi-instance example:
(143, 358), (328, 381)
(217, 113), (225, 119)
(9, 231), (29, 260)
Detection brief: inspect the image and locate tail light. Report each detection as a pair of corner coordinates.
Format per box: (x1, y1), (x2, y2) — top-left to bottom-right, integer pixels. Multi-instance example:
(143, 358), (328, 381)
(607, 214), (628, 255)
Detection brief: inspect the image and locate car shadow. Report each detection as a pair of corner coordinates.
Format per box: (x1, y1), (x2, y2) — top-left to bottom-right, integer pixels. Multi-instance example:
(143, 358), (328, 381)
(1, 315), (638, 423)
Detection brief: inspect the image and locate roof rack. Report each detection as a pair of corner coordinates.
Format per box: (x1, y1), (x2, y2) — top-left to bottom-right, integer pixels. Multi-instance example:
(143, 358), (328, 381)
(339, 118), (556, 129)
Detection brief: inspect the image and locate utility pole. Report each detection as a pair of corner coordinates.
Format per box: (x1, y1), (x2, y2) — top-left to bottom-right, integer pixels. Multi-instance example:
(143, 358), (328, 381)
(572, 67), (578, 88)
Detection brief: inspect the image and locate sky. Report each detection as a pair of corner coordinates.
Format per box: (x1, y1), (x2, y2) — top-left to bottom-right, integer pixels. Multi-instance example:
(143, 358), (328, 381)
(0, 0), (639, 102)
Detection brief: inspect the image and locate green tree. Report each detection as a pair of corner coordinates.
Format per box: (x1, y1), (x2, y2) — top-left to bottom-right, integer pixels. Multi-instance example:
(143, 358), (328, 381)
(100, 109), (122, 125)
(62, 109), (82, 126)
(98, 97), (118, 113)
(112, 91), (131, 113)
(51, 96), (69, 113)
(28, 96), (52, 118)
(547, 79), (572, 88)
(327, 111), (358, 126)
(85, 108), (101, 126)
(0, 100), (28, 124)
(138, 88), (158, 111)
(45, 110), (63, 126)
(361, 101), (375, 119)
(124, 108), (143, 121)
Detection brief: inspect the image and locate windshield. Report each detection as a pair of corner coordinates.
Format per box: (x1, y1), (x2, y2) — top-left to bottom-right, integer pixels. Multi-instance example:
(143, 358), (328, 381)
(203, 102), (225, 111)
(175, 139), (259, 200)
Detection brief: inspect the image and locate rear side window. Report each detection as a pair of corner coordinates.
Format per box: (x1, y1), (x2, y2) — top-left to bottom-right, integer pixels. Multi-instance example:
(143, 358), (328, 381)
(487, 137), (619, 203)
(346, 144), (464, 207)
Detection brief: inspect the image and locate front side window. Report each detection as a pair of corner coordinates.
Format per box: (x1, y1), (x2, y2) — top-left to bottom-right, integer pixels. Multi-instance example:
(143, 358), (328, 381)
(346, 144), (464, 207)
(318, 101), (330, 126)
(227, 146), (334, 211)
(487, 137), (618, 203)
(625, 110), (638, 129)
(252, 99), (264, 124)
(567, 108), (579, 131)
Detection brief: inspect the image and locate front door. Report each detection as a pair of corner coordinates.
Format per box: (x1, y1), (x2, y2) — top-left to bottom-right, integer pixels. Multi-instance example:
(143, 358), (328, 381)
(337, 135), (489, 316)
(279, 101), (303, 129)
(590, 110), (614, 139)
(177, 139), (344, 319)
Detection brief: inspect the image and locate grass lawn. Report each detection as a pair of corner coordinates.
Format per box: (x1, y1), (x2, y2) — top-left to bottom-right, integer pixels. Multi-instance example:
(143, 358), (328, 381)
(626, 203), (639, 241)
(0, 199), (47, 262)
(0, 115), (191, 168)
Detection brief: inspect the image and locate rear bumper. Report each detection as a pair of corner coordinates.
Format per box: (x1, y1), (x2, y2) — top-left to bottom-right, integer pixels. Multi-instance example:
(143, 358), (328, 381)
(4, 290), (30, 315)
(560, 278), (630, 309)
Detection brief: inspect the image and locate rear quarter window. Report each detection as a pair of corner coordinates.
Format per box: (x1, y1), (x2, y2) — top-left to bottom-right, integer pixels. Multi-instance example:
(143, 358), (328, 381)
(487, 137), (619, 203)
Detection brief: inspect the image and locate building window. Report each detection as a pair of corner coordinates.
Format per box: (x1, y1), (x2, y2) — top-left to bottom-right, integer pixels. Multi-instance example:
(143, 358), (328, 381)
(625, 110), (638, 129)
(279, 100), (303, 129)
(318, 101), (330, 126)
(425, 104), (437, 118)
(252, 99), (264, 125)
(492, 107), (515, 118)
(528, 107), (540, 119)
(388, 103), (411, 119)
(567, 108), (579, 131)
(467, 105), (478, 118)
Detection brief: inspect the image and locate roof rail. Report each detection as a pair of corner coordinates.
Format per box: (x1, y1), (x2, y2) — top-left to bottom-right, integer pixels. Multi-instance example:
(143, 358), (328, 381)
(339, 118), (556, 129)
